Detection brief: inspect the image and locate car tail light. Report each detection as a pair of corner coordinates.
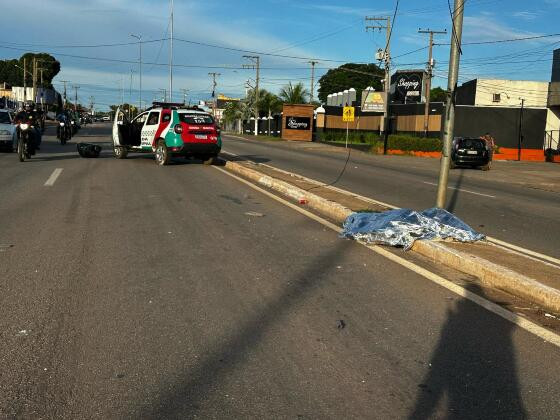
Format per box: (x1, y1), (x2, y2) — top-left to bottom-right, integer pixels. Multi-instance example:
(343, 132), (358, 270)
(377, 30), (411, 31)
(174, 124), (183, 134)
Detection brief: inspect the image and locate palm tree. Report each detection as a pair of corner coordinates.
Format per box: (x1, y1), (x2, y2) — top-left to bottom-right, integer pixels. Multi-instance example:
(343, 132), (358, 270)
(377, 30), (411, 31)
(278, 82), (309, 104)
(222, 100), (249, 134)
(258, 91), (282, 135)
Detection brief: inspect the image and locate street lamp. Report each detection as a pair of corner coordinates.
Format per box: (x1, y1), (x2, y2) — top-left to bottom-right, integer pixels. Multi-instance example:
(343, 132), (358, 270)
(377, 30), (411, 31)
(130, 33), (142, 112)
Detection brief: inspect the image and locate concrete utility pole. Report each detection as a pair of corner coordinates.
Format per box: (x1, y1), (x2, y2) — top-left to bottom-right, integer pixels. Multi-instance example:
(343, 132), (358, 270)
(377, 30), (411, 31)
(60, 80), (69, 107)
(180, 88), (189, 105)
(366, 16), (392, 154)
(418, 29), (447, 137)
(518, 97), (525, 161)
(130, 33), (142, 112)
(435, 0), (465, 209)
(129, 69), (134, 117)
(208, 72), (220, 119)
(89, 96), (95, 115)
(32, 58), (37, 105)
(243, 55), (260, 136)
(23, 58), (27, 102)
(169, 0), (174, 102)
(309, 60), (318, 103)
(73, 85), (80, 111)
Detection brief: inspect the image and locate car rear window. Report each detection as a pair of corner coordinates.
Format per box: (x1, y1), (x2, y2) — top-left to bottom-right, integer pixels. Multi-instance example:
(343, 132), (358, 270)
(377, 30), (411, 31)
(178, 113), (214, 125)
(0, 112), (11, 124)
(458, 138), (485, 149)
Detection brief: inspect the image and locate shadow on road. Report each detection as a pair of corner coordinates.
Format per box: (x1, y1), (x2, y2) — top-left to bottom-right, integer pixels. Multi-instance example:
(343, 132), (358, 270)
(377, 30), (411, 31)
(446, 169), (464, 213)
(137, 241), (348, 417)
(225, 154), (271, 164)
(409, 283), (526, 419)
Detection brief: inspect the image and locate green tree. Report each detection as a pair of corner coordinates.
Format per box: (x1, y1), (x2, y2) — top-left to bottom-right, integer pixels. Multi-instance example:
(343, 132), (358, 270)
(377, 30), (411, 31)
(278, 82), (309, 104)
(0, 53), (60, 88)
(430, 86), (447, 102)
(317, 63), (384, 104)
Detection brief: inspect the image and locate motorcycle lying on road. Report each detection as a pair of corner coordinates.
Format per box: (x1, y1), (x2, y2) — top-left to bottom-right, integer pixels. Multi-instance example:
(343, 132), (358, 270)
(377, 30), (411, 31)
(57, 121), (72, 145)
(16, 120), (36, 162)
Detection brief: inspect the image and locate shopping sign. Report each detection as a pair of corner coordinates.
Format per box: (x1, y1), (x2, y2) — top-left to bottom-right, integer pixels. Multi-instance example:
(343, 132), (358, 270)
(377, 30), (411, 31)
(343, 106), (355, 122)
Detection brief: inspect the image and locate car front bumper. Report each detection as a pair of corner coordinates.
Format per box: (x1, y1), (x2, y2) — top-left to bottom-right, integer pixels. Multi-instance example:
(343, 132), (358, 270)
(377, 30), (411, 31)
(453, 154), (490, 166)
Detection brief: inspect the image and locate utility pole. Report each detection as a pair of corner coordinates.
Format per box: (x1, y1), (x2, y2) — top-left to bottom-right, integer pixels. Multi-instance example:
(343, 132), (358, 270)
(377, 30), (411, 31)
(130, 33), (142, 112)
(435, 0), (465, 208)
(129, 69), (134, 117)
(73, 85), (80, 111)
(180, 88), (189, 105)
(518, 98), (525, 161)
(309, 60), (318, 103)
(169, 0), (174, 102)
(89, 96), (95, 115)
(23, 57), (27, 102)
(208, 72), (220, 119)
(243, 55), (260, 136)
(60, 80), (69, 107)
(32, 57), (37, 105)
(418, 29), (447, 137)
(366, 16), (391, 154)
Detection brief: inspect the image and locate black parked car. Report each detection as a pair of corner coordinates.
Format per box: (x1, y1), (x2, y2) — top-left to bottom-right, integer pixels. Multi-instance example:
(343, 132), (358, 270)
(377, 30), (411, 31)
(451, 137), (491, 170)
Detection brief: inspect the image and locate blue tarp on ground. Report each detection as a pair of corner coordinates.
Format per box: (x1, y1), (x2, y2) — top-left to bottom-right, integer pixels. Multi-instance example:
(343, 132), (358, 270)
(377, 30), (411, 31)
(341, 208), (485, 250)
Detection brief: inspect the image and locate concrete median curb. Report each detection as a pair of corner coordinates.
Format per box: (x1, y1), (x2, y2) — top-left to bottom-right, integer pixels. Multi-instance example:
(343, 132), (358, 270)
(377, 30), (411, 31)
(223, 159), (560, 314)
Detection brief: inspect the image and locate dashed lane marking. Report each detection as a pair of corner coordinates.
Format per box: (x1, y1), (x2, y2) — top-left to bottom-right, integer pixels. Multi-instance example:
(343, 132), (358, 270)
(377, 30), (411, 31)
(44, 168), (63, 187)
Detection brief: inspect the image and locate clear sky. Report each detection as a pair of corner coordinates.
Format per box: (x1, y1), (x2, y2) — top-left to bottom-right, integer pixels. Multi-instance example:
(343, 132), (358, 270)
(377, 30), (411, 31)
(1, 0), (558, 110)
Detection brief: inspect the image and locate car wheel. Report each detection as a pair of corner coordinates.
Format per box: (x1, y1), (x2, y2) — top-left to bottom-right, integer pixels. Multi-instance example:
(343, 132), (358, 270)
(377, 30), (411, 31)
(114, 145), (128, 159)
(155, 139), (170, 166)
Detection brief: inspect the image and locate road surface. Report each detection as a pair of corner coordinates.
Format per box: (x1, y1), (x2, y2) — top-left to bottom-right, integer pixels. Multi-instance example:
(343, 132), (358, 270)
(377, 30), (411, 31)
(1, 124), (559, 418)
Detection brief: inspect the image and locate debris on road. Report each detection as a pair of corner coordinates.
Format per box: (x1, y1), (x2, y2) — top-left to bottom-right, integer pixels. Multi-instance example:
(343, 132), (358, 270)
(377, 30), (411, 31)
(545, 313), (558, 319)
(299, 197), (308, 205)
(0, 244), (14, 252)
(77, 142), (102, 158)
(17, 329), (29, 336)
(245, 211), (264, 217)
(337, 319), (346, 330)
(341, 207), (485, 250)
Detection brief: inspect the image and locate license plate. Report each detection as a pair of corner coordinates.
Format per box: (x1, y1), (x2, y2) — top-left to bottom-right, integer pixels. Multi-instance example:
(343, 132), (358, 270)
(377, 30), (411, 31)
(195, 134), (207, 140)
(467, 150), (478, 155)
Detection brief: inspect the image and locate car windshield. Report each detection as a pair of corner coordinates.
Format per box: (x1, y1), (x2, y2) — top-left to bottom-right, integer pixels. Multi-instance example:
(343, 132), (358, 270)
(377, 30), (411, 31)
(0, 112), (11, 124)
(178, 113), (214, 125)
(458, 138), (485, 149)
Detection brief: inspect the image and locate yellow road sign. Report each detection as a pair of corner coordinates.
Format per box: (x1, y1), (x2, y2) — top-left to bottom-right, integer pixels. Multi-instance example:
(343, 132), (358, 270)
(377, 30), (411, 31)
(343, 106), (355, 122)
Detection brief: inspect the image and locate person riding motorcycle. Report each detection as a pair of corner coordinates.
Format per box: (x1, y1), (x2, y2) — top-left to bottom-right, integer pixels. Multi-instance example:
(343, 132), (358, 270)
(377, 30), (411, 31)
(14, 103), (41, 153)
(56, 109), (72, 140)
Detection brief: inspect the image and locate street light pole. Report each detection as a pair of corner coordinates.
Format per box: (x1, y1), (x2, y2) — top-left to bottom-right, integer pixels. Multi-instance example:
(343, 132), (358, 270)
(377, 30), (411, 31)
(130, 34), (142, 112)
(435, 0), (465, 209)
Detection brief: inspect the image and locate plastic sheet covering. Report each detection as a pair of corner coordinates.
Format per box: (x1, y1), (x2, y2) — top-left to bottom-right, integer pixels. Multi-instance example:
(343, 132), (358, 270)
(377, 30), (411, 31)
(341, 208), (485, 250)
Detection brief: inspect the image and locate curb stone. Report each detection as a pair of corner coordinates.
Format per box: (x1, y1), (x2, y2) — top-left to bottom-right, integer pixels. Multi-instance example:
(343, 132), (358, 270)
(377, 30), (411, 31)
(224, 159), (560, 314)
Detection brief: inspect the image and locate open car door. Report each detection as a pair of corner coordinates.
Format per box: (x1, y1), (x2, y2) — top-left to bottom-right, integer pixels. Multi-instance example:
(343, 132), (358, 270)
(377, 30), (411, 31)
(112, 107), (132, 146)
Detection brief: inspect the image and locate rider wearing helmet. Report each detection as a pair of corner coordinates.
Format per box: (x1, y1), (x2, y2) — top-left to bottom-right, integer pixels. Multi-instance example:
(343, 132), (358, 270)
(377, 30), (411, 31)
(15, 102), (42, 150)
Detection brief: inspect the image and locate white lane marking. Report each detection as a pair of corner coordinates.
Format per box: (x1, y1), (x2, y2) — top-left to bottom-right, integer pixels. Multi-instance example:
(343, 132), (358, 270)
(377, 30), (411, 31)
(44, 168), (63, 187)
(221, 151), (558, 266)
(214, 165), (560, 348)
(488, 236), (560, 268)
(422, 181), (496, 198)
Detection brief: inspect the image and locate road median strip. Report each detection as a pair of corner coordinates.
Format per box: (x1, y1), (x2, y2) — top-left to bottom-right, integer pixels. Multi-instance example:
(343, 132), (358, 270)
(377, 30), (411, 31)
(222, 157), (560, 314)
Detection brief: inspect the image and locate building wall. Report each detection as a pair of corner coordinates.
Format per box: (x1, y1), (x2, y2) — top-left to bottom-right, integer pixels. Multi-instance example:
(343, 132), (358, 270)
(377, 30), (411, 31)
(545, 107), (560, 149)
(454, 105), (548, 149)
(474, 79), (549, 107)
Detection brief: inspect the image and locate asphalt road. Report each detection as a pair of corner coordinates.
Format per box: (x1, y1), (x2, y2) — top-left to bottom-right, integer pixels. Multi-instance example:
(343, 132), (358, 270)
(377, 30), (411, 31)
(222, 135), (560, 259)
(1, 124), (560, 418)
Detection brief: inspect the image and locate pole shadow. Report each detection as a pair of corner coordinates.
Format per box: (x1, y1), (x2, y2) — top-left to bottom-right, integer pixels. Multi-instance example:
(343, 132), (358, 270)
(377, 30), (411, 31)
(409, 283), (526, 419)
(137, 241), (349, 418)
(446, 169), (464, 213)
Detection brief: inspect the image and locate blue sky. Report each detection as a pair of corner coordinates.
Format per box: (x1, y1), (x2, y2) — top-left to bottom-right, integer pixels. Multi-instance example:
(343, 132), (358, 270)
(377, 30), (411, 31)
(1, 0), (559, 110)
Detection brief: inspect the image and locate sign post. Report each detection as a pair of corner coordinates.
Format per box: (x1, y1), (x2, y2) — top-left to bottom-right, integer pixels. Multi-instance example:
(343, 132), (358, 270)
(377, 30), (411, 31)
(342, 106), (355, 148)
